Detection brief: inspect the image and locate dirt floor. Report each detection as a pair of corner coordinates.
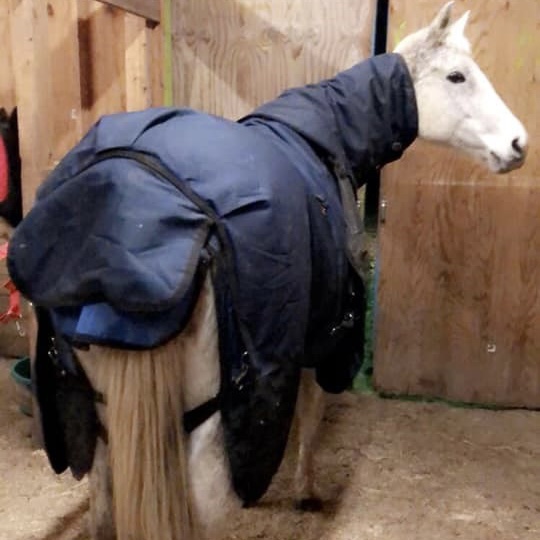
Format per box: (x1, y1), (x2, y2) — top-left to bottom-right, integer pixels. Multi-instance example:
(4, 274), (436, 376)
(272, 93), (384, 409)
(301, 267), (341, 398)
(1, 356), (540, 540)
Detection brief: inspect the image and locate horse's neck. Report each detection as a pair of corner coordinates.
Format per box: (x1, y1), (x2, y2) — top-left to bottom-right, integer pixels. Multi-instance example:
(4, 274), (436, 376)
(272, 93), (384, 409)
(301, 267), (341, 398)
(248, 53), (418, 174)
(324, 54), (418, 171)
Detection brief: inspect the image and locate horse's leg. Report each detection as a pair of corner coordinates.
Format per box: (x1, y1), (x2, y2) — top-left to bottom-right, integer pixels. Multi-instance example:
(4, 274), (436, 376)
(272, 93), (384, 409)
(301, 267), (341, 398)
(180, 276), (241, 539)
(293, 368), (326, 511)
(76, 355), (116, 539)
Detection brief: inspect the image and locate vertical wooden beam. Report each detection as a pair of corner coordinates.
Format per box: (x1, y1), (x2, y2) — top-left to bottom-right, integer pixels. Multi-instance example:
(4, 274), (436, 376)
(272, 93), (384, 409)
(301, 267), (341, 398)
(8, 0), (48, 444)
(0, 3), (16, 109)
(8, 0), (52, 213)
(46, 1), (85, 160)
(9, 0), (83, 210)
(123, 12), (163, 109)
(150, 7), (165, 106)
(125, 13), (153, 110)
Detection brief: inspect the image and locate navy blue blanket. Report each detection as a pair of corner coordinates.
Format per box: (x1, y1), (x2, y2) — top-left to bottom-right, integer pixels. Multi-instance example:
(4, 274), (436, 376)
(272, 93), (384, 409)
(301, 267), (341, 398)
(8, 53), (416, 357)
(7, 52), (417, 503)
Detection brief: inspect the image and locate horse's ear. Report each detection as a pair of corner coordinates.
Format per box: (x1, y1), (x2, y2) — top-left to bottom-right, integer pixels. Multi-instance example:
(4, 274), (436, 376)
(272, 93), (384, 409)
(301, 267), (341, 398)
(427, 1), (454, 45)
(449, 10), (470, 39)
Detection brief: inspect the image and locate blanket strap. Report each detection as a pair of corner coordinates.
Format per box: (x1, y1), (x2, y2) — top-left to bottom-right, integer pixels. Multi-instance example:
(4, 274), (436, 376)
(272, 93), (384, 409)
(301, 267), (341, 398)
(331, 159), (367, 280)
(183, 394), (220, 434)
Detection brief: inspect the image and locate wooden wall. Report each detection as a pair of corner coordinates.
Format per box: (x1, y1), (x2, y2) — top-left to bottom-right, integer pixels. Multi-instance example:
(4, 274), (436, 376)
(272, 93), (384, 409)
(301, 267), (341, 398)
(374, 0), (540, 407)
(171, 0), (377, 118)
(0, 4), (16, 111)
(7, 0), (163, 213)
(0, 0), (163, 358)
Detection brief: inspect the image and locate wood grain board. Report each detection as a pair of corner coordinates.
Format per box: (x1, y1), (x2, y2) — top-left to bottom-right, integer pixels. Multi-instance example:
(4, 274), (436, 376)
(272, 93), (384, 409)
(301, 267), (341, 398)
(6, 0), (163, 212)
(171, 0), (376, 118)
(374, 0), (540, 407)
(0, 3), (16, 110)
(3, 0), (539, 407)
(0, 1), (163, 360)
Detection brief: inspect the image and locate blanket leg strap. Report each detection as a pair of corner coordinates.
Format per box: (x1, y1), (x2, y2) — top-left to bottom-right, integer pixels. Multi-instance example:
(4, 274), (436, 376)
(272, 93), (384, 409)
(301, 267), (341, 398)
(183, 395), (220, 434)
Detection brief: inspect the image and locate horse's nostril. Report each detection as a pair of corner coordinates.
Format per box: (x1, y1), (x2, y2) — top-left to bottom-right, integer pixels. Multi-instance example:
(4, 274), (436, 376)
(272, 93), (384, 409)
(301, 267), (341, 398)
(512, 137), (524, 156)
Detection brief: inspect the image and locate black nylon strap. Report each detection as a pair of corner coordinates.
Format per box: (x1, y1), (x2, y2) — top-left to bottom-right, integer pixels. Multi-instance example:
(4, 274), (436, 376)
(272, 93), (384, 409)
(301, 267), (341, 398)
(183, 395), (220, 433)
(331, 158), (366, 281)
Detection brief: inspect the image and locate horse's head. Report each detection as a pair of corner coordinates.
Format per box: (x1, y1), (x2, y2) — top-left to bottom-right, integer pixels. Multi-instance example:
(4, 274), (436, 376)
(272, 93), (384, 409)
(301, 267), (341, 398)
(395, 1), (528, 174)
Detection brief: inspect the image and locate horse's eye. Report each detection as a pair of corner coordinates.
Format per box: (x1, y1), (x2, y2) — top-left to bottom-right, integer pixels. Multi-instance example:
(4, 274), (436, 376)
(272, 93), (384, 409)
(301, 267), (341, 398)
(447, 71), (466, 83)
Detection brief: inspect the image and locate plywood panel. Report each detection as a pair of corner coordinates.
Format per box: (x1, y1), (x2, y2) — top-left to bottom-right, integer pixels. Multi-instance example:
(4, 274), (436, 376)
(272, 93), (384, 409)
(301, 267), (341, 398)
(374, 0), (540, 406)
(171, 0), (376, 118)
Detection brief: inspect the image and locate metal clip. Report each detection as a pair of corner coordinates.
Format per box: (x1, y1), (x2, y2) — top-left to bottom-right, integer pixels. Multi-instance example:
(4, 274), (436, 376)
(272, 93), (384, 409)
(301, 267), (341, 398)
(380, 199), (388, 224)
(15, 318), (26, 337)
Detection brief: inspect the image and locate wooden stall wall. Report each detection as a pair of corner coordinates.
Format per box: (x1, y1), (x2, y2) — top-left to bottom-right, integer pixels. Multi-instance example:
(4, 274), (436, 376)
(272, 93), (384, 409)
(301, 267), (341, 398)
(374, 0), (540, 407)
(8, 0), (163, 213)
(0, 0), (163, 359)
(0, 5), (24, 356)
(171, 0), (377, 119)
(0, 3), (16, 111)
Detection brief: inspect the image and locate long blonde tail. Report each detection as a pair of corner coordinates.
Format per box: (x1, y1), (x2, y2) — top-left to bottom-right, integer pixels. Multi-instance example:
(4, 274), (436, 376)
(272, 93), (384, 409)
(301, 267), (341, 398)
(78, 277), (219, 540)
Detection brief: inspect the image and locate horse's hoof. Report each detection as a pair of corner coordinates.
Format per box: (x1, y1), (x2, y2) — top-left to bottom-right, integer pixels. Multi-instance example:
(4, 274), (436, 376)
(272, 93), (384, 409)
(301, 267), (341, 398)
(295, 497), (323, 512)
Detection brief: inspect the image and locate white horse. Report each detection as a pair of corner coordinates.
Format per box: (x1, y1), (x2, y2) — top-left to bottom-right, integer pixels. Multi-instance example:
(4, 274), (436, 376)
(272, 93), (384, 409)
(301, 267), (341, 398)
(32, 3), (527, 540)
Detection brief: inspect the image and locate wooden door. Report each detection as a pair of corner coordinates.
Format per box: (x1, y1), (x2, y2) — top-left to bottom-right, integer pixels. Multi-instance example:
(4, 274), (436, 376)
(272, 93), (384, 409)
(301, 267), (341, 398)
(374, 0), (540, 407)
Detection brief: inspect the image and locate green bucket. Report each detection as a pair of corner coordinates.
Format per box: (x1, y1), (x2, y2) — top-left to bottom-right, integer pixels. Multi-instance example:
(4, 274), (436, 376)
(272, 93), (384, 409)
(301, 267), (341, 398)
(10, 356), (33, 416)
